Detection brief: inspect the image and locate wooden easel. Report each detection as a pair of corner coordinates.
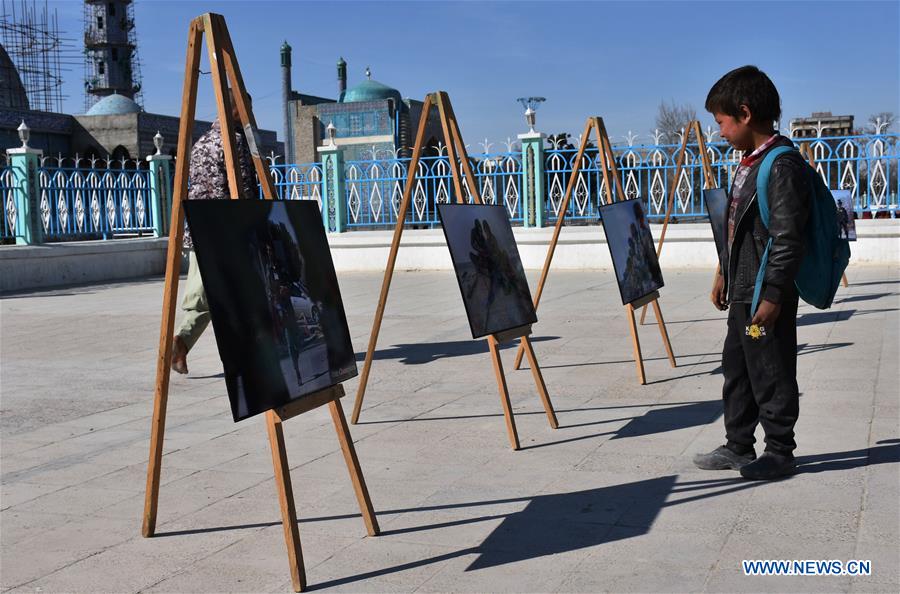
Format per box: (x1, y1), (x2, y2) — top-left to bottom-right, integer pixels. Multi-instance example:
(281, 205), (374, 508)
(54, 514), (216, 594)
(349, 91), (559, 449)
(141, 14), (378, 592)
(508, 116), (676, 385)
(800, 141), (849, 288)
(639, 120), (717, 324)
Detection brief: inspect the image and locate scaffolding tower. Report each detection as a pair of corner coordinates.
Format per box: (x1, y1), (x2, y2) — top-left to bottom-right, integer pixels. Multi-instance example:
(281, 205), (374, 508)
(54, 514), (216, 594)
(0, 0), (78, 113)
(83, 0), (143, 111)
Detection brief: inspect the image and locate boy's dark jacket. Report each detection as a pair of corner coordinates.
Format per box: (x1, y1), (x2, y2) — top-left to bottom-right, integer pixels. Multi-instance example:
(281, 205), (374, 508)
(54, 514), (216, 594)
(718, 135), (811, 304)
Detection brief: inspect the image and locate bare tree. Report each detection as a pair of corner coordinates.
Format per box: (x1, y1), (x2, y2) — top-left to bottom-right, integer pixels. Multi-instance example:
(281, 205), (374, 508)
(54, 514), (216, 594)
(656, 100), (697, 143)
(866, 112), (895, 134)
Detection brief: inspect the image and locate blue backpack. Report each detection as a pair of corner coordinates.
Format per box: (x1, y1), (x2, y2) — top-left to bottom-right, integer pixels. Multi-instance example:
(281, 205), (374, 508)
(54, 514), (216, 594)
(751, 146), (851, 316)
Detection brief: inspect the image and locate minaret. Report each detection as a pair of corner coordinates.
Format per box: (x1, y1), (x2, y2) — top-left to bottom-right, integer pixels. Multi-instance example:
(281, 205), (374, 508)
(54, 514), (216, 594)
(281, 40), (294, 164)
(337, 56), (347, 100)
(83, 0), (142, 110)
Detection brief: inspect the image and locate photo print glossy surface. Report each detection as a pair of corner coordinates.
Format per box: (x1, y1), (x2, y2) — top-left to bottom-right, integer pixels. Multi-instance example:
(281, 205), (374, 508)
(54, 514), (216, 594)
(599, 198), (665, 305)
(437, 204), (537, 338)
(703, 187), (729, 256)
(832, 190), (857, 241)
(183, 200), (357, 422)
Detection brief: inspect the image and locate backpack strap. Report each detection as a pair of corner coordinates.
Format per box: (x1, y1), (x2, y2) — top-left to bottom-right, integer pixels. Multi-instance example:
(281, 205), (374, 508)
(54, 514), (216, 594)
(750, 145), (796, 318)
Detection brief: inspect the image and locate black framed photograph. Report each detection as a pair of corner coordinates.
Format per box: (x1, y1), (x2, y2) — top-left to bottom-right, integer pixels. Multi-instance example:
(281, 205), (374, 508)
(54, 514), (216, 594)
(183, 199), (357, 422)
(703, 187), (729, 256)
(832, 190), (857, 241)
(598, 198), (665, 306)
(437, 203), (537, 339)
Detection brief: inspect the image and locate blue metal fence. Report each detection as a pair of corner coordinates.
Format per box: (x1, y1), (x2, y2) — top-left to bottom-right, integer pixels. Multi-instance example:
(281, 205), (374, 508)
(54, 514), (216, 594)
(37, 156), (154, 241)
(3, 132), (897, 243)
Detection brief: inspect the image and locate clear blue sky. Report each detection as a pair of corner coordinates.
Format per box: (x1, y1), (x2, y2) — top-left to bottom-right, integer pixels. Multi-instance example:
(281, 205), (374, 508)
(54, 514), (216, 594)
(49, 0), (899, 150)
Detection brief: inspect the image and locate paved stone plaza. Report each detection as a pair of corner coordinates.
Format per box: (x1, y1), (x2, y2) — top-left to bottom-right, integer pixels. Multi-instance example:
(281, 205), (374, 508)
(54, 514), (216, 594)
(1, 267), (898, 593)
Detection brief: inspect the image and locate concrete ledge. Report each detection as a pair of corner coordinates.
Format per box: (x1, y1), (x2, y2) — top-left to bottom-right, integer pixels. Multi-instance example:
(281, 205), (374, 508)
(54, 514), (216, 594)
(329, 220), (900, 272)
(1, 220), (897, 292)
(0, 237), (176, 293)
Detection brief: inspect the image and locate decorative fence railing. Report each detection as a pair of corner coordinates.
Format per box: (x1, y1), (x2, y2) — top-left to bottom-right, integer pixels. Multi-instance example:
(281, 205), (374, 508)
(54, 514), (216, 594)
(265, 133), (898, 232)
(4, 133), (898, 244)
(1, 157), (15, 242)
(36, 156), (155, 241)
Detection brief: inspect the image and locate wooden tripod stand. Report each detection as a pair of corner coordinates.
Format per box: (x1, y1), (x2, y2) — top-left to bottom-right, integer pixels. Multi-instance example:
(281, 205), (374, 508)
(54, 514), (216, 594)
(141, 14), (378, 592)
(349, 91), (559, 449)
(638, 120), (717, 324)
(509, 116), (677, 385)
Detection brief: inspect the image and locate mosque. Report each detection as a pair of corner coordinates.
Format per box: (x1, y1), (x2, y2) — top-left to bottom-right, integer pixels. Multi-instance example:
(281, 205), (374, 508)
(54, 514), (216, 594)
(281, 42), (444, 164)
(0, 0), (279, 160)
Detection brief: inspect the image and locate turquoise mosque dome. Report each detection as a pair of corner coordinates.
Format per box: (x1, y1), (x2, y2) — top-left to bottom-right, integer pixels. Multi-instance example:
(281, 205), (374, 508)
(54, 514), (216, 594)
(85, 93), (142, 116)
(340, 68), (402, 105)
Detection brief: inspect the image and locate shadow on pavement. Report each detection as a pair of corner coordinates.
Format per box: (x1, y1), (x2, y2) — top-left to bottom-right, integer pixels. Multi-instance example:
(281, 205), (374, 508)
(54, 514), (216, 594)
(356, 336), (559, 365)
(152, 442), (899, 589)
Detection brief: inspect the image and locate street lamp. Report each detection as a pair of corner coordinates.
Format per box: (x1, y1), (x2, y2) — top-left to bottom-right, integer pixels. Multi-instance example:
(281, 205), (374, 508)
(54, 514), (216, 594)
(153, 131), (164, 155)
(17, 120), (30, 148)
(516, 97), (546, 134)
(326, 121), (337, 146)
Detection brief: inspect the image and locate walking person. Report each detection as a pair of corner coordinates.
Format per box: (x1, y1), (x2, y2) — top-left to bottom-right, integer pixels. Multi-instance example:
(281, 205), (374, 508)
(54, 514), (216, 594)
(171, 90), (256, 374)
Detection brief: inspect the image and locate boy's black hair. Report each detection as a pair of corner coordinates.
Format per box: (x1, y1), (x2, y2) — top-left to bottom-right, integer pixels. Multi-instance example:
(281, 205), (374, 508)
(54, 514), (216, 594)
(705, 65), (781, 124)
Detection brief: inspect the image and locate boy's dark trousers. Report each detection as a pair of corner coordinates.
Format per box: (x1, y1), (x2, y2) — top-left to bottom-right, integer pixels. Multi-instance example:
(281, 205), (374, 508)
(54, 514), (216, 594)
(722, 293), (800, 456)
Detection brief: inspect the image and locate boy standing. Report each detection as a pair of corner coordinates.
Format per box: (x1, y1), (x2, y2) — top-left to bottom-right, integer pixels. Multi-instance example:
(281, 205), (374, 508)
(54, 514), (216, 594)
(693, 66), (811, 480)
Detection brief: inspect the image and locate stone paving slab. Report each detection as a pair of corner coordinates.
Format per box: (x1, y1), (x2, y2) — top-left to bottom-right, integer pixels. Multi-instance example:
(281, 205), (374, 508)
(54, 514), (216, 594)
(1, 267), (898, 593)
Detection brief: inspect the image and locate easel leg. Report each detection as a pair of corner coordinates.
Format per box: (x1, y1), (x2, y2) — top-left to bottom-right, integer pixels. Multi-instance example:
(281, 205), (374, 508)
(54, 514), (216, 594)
(328, 399), (380, 536)
(266, 411), (306, 593)
(626, 305), (647, 385)
(513, 342), (526, 370)
(488, 337), (520, 450)
(639, 303), (649, 325)
(651, 299), (677, 368)
(520, 336), (559, 429)
(841, 271), (849, 287)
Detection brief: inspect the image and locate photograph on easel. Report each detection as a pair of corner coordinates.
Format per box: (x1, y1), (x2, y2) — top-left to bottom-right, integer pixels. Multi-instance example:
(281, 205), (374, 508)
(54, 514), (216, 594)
(183, 200), (357, 421)
(437, 204), (537, 338)
(703, 187), (729, 256)
(832, 190), (857, 241)
(599, 199), (665, 305)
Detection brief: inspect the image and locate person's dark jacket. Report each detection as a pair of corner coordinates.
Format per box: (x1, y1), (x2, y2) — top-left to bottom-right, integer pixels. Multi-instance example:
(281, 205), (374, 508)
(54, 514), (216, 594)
(718, 136), (811, 304)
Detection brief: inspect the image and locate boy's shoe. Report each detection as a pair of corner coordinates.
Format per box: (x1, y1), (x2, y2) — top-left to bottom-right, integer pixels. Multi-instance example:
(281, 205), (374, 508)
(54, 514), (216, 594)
(739, 451), (796, 480)
(693, 445), (756, 470)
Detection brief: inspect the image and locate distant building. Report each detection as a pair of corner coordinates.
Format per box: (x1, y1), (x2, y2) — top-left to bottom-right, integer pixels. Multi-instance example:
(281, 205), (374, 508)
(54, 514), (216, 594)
(281, 42), (443, 164)
(1, 1), (281, 160)
(1, 93), (281, 160)
(790, 111), (854, 138)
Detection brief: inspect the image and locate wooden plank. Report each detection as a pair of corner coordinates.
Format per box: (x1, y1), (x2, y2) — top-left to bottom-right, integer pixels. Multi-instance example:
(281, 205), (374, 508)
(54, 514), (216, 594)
(521, 336), (559, 429)
(443, 96), (483, 206)
(213, 13), (277, 200)
(266, 410), (306, 593)
(434, 92), (466, 203)
(488, 336), (520, 450)
(493, 324), (532, 344)
(142, 16), (204, 539)
(351, 93), (435, 424)
(513, 117), (594, 370)
(329, 398), (380, 536)
(274, 384), (345, 423)
(202, 14), (244, 199)
(630, 290), (660, 310)
(626, 304), (647, 385)
(596, 118), (627, 201)
(651, 298), (677, 368)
